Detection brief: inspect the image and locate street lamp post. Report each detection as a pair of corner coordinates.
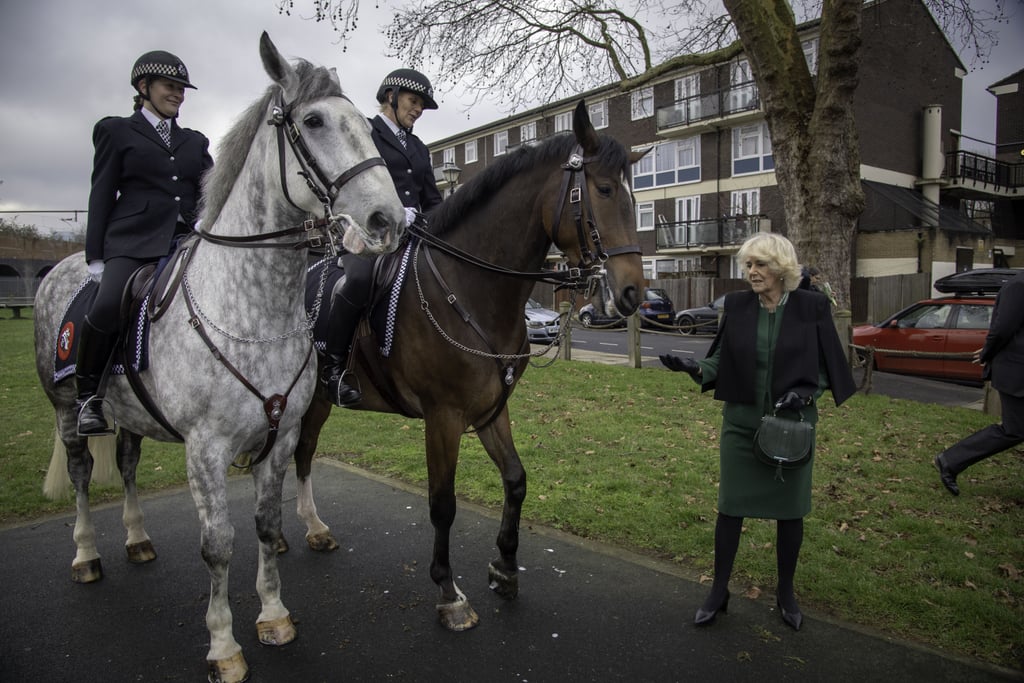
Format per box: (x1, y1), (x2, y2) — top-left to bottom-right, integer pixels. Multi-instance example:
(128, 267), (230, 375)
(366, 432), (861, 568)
(441, 162), (461, 197)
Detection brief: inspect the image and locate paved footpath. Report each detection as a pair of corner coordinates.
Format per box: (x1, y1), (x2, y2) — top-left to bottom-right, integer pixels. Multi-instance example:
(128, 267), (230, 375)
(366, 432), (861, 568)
(1, 460), (1019, 683)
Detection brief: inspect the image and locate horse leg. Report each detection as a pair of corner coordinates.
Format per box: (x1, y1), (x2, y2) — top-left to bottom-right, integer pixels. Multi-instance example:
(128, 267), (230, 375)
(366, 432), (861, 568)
(252, 440), (297, 647)
(475, 407), (526, 600)
(424, 412), (480, 631)
(185, 448), (247, 683)
(291, 391), (339, 552)
(116, 430), (157, 564)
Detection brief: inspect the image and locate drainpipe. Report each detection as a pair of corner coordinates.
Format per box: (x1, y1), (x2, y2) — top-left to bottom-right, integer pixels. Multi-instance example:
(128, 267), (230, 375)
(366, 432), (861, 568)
(921, 105), (943, 217)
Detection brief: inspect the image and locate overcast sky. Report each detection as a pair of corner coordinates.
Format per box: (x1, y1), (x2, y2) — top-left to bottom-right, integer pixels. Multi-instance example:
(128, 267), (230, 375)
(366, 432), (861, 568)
(0, 0), (1020, 235)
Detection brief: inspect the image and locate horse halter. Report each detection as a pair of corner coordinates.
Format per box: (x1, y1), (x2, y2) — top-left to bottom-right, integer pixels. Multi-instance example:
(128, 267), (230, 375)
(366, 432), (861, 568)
(549, 144), (641, 286)
(267, 92), (386, 224)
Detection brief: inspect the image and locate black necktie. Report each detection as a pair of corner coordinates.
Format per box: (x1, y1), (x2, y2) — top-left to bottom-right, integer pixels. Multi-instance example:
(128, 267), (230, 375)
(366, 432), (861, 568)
(156, 120), (171, 147)
(396, 128), (408, 148)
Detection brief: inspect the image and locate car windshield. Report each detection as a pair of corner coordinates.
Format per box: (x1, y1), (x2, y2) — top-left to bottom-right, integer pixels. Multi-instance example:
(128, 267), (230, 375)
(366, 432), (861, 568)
(526, 299), (543, 309)
(646, 289), (668, 301)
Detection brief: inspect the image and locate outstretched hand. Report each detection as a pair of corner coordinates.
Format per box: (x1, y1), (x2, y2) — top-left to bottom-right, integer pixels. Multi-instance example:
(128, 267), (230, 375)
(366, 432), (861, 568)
(775, 391), (808, 412)
(660, 354), (701, 380)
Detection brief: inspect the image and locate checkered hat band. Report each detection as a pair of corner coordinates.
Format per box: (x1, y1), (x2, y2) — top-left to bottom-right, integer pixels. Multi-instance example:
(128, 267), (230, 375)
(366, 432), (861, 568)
(132, 62), (188, 82)
(383, 77), (432, 98)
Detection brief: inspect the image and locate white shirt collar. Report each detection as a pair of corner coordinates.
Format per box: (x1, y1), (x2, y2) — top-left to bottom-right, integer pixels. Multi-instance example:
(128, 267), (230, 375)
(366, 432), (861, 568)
(376, 113), (407, 138)
(140, 107), (169, 129)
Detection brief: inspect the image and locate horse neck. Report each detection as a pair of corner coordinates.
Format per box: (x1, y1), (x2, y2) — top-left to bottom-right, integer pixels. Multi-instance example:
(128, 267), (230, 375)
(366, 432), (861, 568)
(188, 129), (310, 333)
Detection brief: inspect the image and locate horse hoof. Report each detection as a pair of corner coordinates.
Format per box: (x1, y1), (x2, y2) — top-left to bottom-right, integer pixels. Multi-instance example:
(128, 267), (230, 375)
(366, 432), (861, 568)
(126, 540), (157, 564)
(488, 561), (519, 600)
(207, 651), (249, 683)
(275, 536), (289, 554)
(437, 592), (480, 631)
(306, 531), (340, 552)
(257, 615), (297, 646)
(71, 558), (103, 583)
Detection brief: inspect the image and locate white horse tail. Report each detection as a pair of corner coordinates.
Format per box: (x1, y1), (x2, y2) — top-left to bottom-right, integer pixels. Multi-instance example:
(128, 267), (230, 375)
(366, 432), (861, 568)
(42, 430), (117, 500)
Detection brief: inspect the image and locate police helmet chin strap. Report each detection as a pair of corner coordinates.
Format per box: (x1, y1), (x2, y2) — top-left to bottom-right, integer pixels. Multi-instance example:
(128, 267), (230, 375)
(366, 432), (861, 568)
(388, 90), (413, 135)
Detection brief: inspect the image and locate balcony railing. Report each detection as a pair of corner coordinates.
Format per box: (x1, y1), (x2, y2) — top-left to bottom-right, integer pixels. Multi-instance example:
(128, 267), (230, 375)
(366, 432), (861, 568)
(944, 151), (1024, 192)
(656, 80), (762, 131)
(655, 216), (765, 250)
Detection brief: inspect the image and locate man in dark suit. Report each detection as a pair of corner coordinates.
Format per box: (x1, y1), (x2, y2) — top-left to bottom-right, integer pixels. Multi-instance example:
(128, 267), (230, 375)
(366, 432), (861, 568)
(320, 69), (443, 407)
(935, 270), (1024, 495)
(76, 50), (213, 435)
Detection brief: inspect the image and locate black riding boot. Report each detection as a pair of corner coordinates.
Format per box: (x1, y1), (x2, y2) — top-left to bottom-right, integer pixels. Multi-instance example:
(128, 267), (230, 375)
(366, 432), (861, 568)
(75, 317), (117, 436)
(321, 293), (364, 407)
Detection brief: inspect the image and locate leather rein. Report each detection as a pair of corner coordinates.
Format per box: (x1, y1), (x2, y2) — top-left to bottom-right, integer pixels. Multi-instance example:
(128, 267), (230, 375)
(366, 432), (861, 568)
(149, 92), (386, 467)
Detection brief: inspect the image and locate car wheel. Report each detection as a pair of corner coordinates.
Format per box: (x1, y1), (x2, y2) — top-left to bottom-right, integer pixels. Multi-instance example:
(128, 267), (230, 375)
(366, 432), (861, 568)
(580, 311), (594, 327)
(677, 315), (695, 335)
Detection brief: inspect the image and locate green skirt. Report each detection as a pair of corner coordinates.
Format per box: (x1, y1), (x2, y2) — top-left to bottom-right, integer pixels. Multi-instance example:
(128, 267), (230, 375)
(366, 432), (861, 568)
(717, 419), (815, 519)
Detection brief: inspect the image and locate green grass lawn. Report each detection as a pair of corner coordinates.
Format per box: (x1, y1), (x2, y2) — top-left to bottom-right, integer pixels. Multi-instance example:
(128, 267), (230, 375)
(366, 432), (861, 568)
(3, 312), (1022, 670)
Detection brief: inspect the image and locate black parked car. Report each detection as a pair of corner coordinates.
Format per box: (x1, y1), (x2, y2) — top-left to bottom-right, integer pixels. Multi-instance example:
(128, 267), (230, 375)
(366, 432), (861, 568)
(675, 295), (725, 335)
(578, 288), (675, 328)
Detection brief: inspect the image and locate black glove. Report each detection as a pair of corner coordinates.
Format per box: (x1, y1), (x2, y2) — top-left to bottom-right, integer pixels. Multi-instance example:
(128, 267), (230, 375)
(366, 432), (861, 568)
(775, 391), (809, 411)
(660, 354), (701, 380)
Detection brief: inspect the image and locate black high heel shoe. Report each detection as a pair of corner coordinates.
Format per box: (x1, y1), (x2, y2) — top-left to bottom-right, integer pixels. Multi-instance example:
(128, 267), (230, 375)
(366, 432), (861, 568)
(776, 598), (803, 631)
(694, 590), (730, 627)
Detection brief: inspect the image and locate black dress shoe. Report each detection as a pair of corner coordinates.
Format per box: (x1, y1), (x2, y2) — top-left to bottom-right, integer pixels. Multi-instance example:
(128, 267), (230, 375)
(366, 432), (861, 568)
(934, 454), (960, 496)
(694, 590), (729, 627)
(326, 373), (362, 407)
(77, 397), (114, 436)
(777, 598), (803, 631)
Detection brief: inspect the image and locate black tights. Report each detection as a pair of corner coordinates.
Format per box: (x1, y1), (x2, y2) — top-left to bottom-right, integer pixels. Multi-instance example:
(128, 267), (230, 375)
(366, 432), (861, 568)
(702, 512), (803, 613)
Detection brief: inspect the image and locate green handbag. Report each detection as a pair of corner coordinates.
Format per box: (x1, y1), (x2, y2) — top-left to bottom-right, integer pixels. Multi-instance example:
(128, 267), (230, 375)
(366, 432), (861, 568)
(754, 409), (814, 481)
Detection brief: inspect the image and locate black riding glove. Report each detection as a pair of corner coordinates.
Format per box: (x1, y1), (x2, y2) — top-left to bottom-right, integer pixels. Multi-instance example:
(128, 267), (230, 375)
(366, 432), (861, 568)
(660, 354), (701, 381)
(775, 391), (809, 412)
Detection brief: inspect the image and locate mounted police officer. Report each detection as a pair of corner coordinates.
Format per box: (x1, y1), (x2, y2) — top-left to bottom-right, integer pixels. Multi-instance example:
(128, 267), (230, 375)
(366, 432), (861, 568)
(321, 68), (443, 406)
(76, 50), (214, 435)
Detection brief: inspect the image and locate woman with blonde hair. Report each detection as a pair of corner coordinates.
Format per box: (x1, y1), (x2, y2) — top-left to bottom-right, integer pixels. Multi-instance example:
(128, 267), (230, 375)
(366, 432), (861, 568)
(661, 232), (855, 631)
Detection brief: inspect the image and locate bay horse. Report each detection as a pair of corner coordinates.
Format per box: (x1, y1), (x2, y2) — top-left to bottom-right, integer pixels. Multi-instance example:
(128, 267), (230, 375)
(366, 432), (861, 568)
(292, 101), (647, 630)
(34, 33), (404, 682)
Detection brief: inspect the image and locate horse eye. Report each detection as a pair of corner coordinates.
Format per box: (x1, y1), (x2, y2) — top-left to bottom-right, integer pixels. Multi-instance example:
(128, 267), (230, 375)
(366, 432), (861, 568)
(303, 114), (324, 128)
(597, 184), (613, 197)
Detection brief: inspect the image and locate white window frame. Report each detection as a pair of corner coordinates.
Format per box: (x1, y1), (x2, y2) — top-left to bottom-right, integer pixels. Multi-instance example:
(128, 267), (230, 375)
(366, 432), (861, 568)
(588, 100), (608, 129)
(493, 130), (509, 156)
(674, 195), (700, 245)
(464, 139), (478, 164)
(730, 188), (760, 216)
(636, 201), (655, 232)
(674, 74), (701, 123)
(442, 147), (455, 165)
(520, 121), (537, 144)
(631, 87), (654, 120)
(554, 111), (573, 133)
(731, 122), (773, 175)
(633, 138), (700, 189)
(802, 38), (819, 76)
(730, 59), (755, 111)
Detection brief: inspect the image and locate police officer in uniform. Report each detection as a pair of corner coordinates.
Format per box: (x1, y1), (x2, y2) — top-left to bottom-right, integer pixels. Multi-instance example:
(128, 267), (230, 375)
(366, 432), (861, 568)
(76, 51), (213, 435)
(321, 69), (443, 406)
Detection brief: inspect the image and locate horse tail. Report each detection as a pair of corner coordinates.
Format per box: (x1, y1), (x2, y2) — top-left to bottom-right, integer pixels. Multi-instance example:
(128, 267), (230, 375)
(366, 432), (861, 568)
(42, 431), (118, 500)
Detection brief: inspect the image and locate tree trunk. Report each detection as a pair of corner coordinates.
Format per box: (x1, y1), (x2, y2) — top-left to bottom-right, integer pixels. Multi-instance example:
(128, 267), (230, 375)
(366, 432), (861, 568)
(723, 0), (865, 308)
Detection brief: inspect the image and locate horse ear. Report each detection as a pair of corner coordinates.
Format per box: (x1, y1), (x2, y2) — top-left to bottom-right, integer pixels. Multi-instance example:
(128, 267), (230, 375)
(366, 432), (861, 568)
(629, 147), (653, 164)
(328, 67), (341, 91)
(259, 32), (299, 102)
(572, 100), (600, 154)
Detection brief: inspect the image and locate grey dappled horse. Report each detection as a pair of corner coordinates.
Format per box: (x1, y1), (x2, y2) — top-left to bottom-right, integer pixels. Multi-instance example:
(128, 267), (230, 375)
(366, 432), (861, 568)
(34, 33), (404, 682)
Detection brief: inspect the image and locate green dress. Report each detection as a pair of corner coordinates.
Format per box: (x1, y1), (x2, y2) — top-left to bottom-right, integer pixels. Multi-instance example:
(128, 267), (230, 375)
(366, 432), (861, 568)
(697, 300), (824, 520)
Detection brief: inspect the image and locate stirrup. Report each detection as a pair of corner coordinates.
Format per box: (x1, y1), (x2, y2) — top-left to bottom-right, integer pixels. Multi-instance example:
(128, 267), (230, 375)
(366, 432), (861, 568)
(326, 371), (361, 408)
(77, 396), (115, 436)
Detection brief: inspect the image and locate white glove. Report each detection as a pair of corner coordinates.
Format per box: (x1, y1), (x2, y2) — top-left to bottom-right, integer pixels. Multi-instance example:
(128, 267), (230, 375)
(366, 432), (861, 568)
(87, 260), (104, 283)
(404, 207), (417, 227)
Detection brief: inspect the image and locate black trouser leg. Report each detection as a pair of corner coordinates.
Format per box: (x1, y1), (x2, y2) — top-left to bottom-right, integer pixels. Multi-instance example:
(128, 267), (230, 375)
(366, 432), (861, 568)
(321, 254), (373, 407)
(776, 517), (804, 613)
(702, 512), (743, 611)
(75, 316), (117, 435)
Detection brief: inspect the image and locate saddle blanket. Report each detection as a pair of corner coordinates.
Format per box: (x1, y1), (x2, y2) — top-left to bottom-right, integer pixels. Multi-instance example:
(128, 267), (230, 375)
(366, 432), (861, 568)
(52, 278), (151, 384)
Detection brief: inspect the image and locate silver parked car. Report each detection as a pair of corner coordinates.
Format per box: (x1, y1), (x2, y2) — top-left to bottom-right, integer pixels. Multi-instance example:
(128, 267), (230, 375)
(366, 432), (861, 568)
(525, 298), (561, 343)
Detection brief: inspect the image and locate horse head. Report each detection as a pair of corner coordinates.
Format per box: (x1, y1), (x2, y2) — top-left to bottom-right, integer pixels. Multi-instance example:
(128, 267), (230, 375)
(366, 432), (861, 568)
(255, 32), (405, 254)
(546, 100), (646, 318)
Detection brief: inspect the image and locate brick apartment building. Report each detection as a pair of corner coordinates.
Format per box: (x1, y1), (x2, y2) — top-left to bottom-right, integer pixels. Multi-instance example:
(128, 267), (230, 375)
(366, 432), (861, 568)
(423, 0), (1023, 298)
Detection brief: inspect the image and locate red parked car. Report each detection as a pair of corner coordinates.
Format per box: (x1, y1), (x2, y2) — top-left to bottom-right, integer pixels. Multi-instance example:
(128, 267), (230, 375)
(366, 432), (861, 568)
(852, 295), (993, 384)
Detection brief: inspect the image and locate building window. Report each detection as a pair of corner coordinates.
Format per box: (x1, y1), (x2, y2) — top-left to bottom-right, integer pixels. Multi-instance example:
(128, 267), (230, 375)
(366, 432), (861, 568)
(676, 195), (700, 222)
(464, 140), (478, 164)
(729, 59), (756, 112)
(494, 130), (509, 156)
(731, 122), (774, 175)
(802, 38), (819, 75)
(631, 87), (654, 120)
(636, 201), (655, 232)
(443, 147), (455, 165)
(554, 111), (573, 133)
(632, 137), (701, 189)
(674, 74), (701, 123)
(730, 188), (760, 215)
(520, 121), (537, 145)
(589, 101), (608, 129)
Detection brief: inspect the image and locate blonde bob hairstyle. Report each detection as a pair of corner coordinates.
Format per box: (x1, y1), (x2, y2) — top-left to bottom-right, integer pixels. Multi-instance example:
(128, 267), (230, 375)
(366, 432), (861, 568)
(735, 233), (804, 292)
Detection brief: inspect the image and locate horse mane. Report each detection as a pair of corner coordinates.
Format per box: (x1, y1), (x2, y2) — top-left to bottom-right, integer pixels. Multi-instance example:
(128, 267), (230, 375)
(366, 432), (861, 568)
(199, 59), (345, 226)
(427, 132), (631, 235)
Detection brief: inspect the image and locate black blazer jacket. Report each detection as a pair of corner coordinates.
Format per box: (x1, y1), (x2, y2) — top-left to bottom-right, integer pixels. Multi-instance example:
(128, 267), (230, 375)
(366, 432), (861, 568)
(86, 110), (213, 262)
(370, 116), (442, 213)
(980, 271), (1024, 397)
(703, 288), (856, 407)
